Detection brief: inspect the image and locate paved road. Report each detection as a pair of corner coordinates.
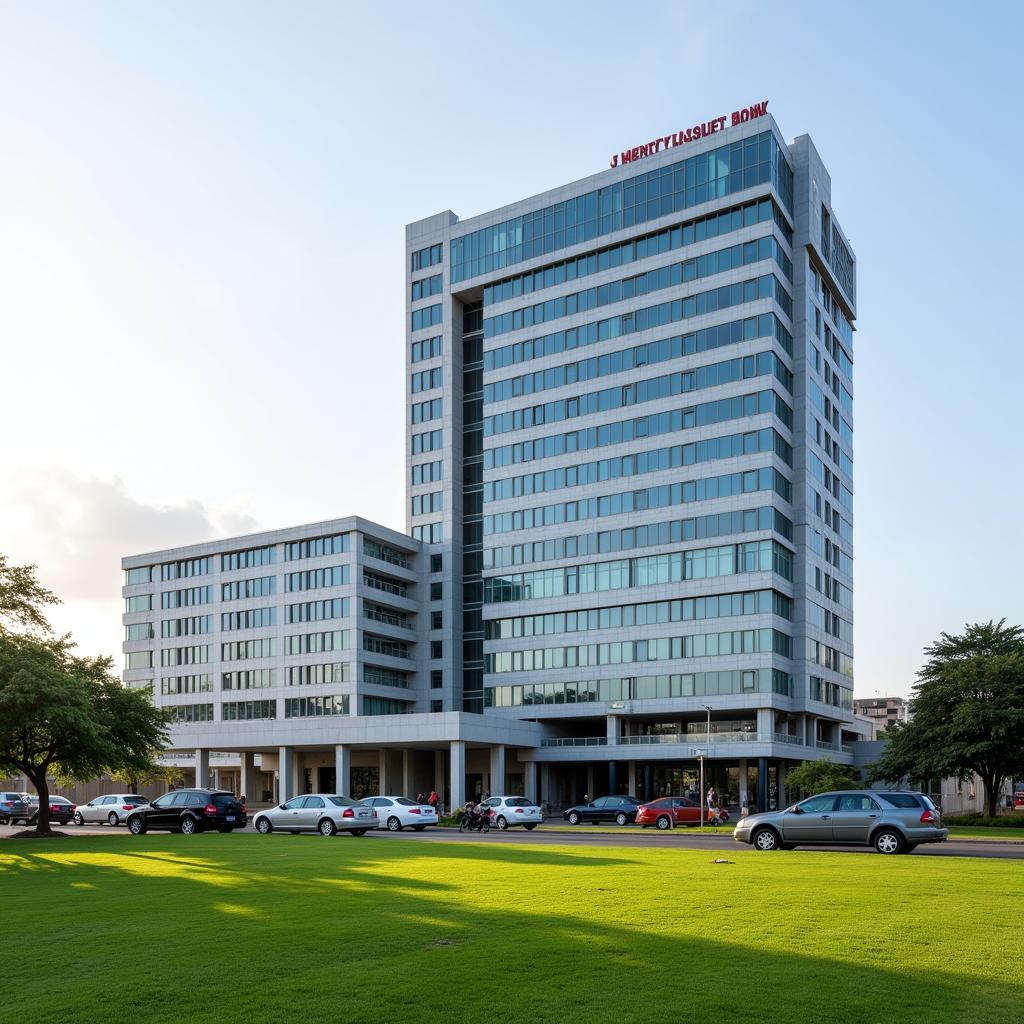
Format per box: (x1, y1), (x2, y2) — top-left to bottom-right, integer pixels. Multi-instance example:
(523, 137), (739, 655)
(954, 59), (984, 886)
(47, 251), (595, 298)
(2, 821), (1021, 858)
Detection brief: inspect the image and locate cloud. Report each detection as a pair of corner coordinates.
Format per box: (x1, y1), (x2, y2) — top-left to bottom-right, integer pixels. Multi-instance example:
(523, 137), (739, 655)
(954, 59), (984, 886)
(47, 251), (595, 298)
(3, 469), (258, 603)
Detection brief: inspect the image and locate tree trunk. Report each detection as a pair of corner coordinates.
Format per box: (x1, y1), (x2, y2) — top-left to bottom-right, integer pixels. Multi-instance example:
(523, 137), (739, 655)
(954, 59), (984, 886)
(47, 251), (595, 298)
(980, 773), (1004, 818)
(29, 770), (51, 835)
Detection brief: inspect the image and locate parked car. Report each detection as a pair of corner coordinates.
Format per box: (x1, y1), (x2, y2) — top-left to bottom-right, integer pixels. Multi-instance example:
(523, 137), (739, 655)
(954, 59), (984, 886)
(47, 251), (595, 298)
(480, 796), (543, 830)
(734, 790), (948, 854)
(253, 794), (378, 836)
(73, 794), (151, 827)
(358, 796), (438, 831)
(563, 795), (642, 826)
(126, 789), (247, 835)
(0, 792), (31, 825)
(24, 795), (76, 825)
(635, 797), (705, 829)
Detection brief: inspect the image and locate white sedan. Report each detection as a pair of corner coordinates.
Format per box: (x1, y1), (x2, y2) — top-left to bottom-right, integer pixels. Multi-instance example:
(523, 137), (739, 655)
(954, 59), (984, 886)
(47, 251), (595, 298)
(359, 796), (438, 831)
(481, 796), (543, 830)
(252, 794), (379, 836)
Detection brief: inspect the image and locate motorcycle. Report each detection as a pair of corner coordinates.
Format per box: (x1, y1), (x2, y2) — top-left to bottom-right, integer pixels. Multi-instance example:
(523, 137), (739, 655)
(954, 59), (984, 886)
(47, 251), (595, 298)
(458, 803), (490, 833)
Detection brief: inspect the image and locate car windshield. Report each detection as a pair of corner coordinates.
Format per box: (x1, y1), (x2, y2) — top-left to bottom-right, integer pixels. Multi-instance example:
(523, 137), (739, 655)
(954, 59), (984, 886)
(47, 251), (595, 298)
(50, 797), (72, 805)
(211, 794), (238, 806)
(395, 798), (418, 806)
(505, 798), (533, 807)
(329, 797), (358, 807)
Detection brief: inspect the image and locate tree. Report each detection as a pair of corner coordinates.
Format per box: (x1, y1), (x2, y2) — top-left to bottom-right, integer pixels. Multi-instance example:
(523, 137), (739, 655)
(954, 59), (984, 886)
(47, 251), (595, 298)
(785, 758), (859, 798)
(0, 558), (169, 835)
(870, 621), (1024, 816)
(0, 555), (58, 636)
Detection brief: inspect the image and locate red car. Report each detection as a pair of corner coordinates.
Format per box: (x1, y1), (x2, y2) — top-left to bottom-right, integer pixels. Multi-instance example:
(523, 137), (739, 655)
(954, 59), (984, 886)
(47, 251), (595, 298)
(636, 797), (704, 829)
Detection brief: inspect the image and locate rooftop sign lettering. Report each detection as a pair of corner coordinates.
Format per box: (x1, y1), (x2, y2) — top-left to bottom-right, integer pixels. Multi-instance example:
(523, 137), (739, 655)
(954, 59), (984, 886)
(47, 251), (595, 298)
(610, 100), (769, 170)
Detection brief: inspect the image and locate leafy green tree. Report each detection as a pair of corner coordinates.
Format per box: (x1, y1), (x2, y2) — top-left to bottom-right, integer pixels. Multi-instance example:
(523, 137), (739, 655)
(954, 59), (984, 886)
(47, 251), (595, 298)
(0, 555), (58, 636)
(784, 758), (859, 798)
(0, 558), (168, 835)
(870, 621), (1024, 816)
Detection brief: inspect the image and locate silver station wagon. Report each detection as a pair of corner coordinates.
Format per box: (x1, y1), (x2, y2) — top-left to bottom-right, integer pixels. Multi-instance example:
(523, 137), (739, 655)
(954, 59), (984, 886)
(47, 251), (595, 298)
(734, 790), (948, 854)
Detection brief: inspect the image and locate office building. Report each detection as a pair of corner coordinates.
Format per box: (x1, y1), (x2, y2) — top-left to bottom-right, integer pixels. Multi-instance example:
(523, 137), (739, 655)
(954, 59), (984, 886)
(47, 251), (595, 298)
(125, 101), (859, 813)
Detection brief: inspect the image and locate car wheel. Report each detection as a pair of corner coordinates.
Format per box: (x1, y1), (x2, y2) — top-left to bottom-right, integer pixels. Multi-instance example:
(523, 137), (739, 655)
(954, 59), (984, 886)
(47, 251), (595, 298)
(873, 829), (905, 855)
(180, 816), (197, 835)
(108, 812), (119, 827)
(318, 818), (337, 837)
(387, 816), (402, 832)
(73, 812), (84, 826)
(567, 811), (581, 825)
(459, 819), (469, 833)
(524, 824), (537, 831)
(128, 816), (146, 835)
(752, 827), (780, 851)
(615, 812), (628, 826)
(656, 815), (671, 830)
(496, 815), (508, 830)
(255, 817), (273, 834)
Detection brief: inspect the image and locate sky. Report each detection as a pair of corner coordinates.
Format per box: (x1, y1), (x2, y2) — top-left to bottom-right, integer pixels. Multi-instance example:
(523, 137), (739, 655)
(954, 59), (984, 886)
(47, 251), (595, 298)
(0, 2), (1021, 698)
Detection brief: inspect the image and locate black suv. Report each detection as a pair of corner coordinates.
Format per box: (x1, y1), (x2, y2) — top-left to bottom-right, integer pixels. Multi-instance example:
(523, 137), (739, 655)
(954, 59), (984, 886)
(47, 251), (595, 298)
(126, 789), (247, 835)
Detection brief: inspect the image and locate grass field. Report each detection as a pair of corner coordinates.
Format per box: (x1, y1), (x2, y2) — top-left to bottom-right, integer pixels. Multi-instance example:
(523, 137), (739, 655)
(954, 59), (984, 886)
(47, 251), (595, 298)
(3, 835), (1023, 1024)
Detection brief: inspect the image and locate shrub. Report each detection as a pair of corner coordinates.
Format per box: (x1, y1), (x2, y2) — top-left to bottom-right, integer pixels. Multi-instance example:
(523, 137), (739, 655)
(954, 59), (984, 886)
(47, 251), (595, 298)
(945, 813), (1024, 828)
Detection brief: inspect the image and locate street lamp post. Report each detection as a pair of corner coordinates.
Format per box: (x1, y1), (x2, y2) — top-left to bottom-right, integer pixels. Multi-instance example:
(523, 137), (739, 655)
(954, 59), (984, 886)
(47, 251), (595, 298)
(702, 705), (712, 831)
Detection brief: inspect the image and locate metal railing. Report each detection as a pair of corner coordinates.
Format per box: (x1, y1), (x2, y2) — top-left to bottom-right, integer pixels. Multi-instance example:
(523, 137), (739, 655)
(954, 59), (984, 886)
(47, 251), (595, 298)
(540, 736), (608, 748)
(773, 732), (805, 746)
(815, 739), (840, 752)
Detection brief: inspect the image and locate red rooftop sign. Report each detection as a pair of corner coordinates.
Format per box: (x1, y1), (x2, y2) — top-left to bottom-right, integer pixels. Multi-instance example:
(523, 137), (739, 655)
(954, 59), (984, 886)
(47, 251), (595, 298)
(610, 100), (770, 169)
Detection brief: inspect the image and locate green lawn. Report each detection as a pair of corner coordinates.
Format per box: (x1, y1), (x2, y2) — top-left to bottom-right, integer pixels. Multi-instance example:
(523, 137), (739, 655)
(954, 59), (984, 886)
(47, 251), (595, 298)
(948, 826), (1024, 841)
(4, 835), (1023, 1024)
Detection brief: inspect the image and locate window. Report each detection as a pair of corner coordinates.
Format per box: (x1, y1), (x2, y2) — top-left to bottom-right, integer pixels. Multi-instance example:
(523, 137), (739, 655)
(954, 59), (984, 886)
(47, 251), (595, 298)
(286, 598), (349, 623)
(160, 557), (211, 580)
(284, 533), (349, 561)
(430, 670), (443, 689)
(430, 611), (443, 630)
(284, 695), (350, 718)
(411, 335), (442, 363)
(160, 645), (210, 667)
(284, 566), (348, 592)
(125, 566), (152, 585)
(222, 700), (276, 721)
(125, 622), (154, 641)
(287, 663), (351, 686)
(363, 540), (411, 569)
(837, 795), (877, 812)
(411, 304), (442, 331)
(430, 700), (443, 712)
(303, 796), (325, 809)
(430, 641), (443, 659)
(430, 582), (443, 600)
(411, 398), (443, 424)
(430, 554), (443, 573)
(125, 651), (152, 670)
(221, 546), (276, 571)
(221, 577), (275, 600)
(411, 242), (443, 272)
(876, 793), (921, 809)
(411, 274), (442, 301)
(125, 594), (153, 613)
(797, 795), (836, 814)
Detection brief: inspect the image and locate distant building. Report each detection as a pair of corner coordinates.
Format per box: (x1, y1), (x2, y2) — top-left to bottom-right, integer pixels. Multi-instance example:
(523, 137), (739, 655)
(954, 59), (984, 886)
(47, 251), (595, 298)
(853, 696), (907, 738)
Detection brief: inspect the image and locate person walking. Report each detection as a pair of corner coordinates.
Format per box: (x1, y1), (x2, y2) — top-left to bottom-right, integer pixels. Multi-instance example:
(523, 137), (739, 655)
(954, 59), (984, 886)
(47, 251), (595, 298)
(706, 786), (720, 824)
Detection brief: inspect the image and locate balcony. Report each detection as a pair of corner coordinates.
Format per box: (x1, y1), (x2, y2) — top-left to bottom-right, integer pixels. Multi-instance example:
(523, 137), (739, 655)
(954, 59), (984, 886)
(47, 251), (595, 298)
(540, 737), (609, 748)
(815, 740), (840, 752)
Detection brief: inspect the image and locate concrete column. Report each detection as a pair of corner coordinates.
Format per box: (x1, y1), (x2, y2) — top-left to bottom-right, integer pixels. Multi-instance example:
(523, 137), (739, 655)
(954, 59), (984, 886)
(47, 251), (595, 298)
(608, 761), (618, 795)
(401, 749), (412, 797)
(489, 745), (505, 797)
(335, 745), (351, 797)
(756, 707), (774, 741)
(586, 765), (595, 801)
(240, 752), (258, 803)
(738, 758), (749, 808)
(627, 762), (637, 797)
(757, 756), (769, 812)
(539, 764), (550, 808)
(805, 715), (817, 747)
(795, 714), (806, 745)
(524, 761), (538, 804)
(606, 714), (620, 743)
(643, 765), (653, 801)
(378, 749), (388, 795)
(449, 741), (465, 810)
(195, 749), (210, 790)
(778, 762), (787, 808)
(278, 746), (295, 803)
(433, 749), (446, 806)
